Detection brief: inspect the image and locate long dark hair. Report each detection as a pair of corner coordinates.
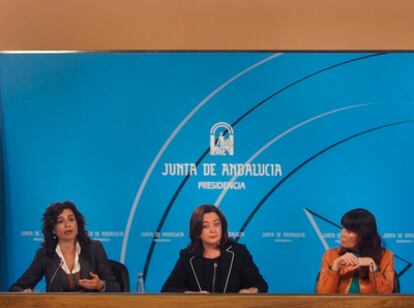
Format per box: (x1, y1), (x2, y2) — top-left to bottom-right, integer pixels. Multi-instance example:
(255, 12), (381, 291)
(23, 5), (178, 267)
(188, 204), (231, 255)
(340, 208), (384, 265)
(42, 201), (91, 256)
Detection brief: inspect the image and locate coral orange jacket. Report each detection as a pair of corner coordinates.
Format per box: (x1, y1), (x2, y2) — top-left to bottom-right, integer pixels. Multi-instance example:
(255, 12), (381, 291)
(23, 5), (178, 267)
(316, 247), (394, 294)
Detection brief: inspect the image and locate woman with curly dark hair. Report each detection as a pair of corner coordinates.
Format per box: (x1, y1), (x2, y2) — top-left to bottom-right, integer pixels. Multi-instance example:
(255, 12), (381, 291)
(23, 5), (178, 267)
(161, 204), (268, 293)
(316, 208), (395, 293)
(9, 201), (120, 292)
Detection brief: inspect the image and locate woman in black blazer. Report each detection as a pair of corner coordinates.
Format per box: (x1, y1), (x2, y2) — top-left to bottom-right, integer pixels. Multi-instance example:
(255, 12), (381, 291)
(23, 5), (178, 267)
(9, 201), (120, 292)
(161, 204), (268, 293)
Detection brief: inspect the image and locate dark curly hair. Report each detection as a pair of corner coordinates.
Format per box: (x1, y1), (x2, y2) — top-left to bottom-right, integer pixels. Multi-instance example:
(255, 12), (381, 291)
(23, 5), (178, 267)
(340, 208), (384, 269)
(188, 204), (231, 256)
(42, 201), (91, 256)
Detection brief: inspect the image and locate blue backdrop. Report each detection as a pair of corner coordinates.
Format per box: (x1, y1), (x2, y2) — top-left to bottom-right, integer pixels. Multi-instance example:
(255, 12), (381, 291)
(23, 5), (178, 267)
(0, 52), (413, 293)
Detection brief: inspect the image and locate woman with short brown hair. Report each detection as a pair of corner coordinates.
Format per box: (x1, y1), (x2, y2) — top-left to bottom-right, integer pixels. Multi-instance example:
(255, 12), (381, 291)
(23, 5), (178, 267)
(161, 204), (268, 293)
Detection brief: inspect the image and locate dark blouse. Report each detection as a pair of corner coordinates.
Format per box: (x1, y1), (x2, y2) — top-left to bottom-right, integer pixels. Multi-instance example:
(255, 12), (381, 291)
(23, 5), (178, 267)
(202, 256), (222, 293)
(64, 272), (82, 291)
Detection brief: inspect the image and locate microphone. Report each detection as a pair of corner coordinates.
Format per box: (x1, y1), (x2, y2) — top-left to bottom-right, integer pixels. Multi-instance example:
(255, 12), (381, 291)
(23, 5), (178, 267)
(48, 258), (64, 292)
(212, 262), (218, 293)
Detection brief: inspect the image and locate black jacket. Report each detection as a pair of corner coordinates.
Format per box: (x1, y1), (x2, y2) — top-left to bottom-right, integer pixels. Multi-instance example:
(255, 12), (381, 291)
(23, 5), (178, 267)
(9, 240), (120, 292)
(161, 242), (268, 293)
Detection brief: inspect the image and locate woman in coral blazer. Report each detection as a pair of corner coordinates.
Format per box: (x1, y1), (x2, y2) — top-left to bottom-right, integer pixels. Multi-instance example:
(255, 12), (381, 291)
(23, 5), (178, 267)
(316, 208), (394, 294)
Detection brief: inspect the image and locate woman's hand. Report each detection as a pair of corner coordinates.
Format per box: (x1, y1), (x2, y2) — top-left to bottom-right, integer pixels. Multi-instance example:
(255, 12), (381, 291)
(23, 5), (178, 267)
(22, 288), (33, 293)
(332, 254), (378, 272)
(331, 252), (359, 271)
(239, 287), (259, 294)
(79, 272), (104, 290)
(358, 257), (378, 271)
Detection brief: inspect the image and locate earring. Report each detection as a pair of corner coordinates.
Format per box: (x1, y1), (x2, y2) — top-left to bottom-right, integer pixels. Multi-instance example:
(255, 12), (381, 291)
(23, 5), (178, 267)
(53, 235), (57, 240)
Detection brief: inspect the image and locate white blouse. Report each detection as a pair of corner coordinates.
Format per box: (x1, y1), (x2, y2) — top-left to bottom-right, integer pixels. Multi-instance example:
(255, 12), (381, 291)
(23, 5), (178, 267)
(55, 242), (81, 274)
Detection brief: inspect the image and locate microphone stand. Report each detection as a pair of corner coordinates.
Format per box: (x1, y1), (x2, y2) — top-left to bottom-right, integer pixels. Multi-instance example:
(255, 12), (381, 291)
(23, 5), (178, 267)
(212, 262), (218, 293)
(48, 259), (64, 292)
